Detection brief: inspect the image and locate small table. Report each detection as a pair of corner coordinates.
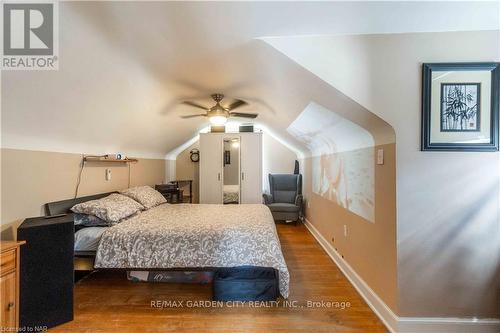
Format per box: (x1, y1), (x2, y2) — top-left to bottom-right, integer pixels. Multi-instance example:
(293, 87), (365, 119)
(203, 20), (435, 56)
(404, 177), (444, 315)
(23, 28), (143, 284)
(155, 180), (193, 204)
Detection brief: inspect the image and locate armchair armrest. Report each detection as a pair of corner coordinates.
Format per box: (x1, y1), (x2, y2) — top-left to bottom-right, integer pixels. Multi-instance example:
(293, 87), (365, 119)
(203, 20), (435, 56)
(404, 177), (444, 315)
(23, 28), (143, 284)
(263, 193), (273, 205)
(295, 194), (303, 207)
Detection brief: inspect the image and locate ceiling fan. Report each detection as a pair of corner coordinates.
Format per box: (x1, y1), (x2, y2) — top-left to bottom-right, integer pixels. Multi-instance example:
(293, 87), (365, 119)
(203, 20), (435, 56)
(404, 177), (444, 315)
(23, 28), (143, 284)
(181, 93), (258, 125)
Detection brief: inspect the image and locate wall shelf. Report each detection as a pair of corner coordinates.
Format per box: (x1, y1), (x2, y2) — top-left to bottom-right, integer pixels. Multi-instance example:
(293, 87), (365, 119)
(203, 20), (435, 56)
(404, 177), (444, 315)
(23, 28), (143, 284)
(83, 156), (138, 163)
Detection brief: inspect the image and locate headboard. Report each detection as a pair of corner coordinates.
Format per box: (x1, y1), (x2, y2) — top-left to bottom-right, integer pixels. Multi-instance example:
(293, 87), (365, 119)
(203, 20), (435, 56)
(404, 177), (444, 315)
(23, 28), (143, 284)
(45, 192), (116, 216)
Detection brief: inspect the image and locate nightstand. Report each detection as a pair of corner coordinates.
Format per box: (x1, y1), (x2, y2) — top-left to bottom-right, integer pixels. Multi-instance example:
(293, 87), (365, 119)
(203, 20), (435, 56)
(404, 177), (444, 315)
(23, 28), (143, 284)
(0, 241), (25, 332)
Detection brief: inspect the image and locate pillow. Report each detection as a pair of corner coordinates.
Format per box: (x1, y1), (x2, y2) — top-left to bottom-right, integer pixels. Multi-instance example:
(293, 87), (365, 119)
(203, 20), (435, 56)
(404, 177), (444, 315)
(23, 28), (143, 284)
(74, 227), (108, 252)
(120, 186), (167, 209)
(74, 213), (109, 227)
(71, 193), (144, 223)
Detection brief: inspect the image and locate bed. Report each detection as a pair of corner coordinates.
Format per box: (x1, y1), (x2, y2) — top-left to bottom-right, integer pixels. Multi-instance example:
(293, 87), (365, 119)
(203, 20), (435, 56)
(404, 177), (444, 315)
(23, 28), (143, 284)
(46, 194), (290, 298)
(223, 185), (239, 204)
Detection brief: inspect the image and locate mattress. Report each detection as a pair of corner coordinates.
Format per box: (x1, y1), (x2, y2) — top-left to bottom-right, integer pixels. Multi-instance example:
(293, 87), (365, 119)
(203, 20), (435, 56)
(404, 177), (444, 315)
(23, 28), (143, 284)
(74, 227), (107, 252)
(127, 270), (214, 284)
(223, 185), (239, 203)
(94, 203), (290, 298)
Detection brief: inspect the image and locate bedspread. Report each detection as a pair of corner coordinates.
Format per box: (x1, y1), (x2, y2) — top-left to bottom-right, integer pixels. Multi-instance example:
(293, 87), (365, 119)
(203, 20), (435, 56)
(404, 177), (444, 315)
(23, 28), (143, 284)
(94, 203), (289, 297)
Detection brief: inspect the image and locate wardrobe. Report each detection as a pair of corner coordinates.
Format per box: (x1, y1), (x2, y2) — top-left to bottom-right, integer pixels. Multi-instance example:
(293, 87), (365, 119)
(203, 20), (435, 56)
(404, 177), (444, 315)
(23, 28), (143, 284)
(199, 132), (262, 204)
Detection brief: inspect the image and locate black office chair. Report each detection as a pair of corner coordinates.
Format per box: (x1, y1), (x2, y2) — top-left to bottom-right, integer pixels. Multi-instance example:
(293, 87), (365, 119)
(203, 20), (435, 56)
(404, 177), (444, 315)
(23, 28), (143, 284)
(263, 174), (303, 225)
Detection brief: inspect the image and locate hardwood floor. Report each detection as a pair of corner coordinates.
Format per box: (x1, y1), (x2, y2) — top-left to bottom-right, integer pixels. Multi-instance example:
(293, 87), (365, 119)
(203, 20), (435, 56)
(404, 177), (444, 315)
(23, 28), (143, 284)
(50, 223), (387, 333)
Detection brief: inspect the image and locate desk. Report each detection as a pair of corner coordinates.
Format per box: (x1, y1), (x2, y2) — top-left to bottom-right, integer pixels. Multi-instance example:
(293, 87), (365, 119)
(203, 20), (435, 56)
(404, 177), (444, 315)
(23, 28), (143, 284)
(155, 180), (193, 203)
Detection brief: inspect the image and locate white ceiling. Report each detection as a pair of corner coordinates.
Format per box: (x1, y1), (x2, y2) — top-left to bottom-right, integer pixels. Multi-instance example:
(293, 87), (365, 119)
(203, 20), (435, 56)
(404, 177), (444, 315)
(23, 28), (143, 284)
(2, 1), (498, 158)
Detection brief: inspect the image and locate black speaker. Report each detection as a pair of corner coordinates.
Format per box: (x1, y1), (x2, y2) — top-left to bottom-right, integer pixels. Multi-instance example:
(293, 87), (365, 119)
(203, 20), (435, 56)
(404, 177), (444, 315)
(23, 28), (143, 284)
(17, 214), (74, 330)
(239, 124), (254, 132)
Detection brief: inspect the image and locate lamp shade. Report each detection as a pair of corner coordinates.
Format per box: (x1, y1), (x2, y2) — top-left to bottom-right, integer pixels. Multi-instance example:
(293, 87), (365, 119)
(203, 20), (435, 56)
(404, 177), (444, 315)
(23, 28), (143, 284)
(209, 115), (227, 125)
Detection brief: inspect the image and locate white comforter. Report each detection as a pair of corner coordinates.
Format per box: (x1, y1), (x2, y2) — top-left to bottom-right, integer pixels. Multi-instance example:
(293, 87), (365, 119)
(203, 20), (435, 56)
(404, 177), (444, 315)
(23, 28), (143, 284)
(94, 203), (290, 297)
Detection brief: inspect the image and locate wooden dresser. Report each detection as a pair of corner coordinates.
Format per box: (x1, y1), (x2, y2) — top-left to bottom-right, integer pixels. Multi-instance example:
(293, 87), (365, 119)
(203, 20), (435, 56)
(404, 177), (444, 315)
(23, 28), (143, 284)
(1, 241), (25, 331)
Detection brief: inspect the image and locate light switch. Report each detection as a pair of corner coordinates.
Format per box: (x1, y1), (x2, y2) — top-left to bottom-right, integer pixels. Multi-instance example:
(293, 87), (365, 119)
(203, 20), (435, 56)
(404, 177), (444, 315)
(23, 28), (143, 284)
(377, 148), (384, 165)
(105, 169), (112, 181)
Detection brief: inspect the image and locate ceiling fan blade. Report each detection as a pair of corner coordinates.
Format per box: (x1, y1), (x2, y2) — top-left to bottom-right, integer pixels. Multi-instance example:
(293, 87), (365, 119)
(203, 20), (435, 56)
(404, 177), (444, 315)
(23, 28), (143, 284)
(227, 99), (248, 111)
(182, 101), (209, 110)
(229, 112), (258, 119)
(181, 114), (207, 119)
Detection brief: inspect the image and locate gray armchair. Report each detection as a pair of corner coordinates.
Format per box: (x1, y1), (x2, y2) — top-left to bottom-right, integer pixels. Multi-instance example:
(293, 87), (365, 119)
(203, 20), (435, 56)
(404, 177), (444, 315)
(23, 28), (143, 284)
(263, 174), (303, 225)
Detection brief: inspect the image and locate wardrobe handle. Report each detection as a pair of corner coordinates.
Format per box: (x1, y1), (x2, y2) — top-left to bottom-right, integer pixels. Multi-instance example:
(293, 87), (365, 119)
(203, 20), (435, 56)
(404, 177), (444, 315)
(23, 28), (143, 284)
(218, 173), (221, 181)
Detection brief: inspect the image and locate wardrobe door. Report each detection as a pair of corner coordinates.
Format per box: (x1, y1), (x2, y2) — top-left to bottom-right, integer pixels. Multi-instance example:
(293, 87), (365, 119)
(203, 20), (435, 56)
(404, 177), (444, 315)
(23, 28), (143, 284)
(199, 133), (223, 203)
(240, 133), (262, 204)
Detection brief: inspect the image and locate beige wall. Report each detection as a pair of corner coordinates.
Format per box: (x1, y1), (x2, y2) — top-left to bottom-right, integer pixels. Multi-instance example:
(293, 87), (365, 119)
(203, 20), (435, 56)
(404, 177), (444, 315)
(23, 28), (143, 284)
(175, 142), (200, 203)
(0, 148), (165, 240)
(304, 143), (397, 311)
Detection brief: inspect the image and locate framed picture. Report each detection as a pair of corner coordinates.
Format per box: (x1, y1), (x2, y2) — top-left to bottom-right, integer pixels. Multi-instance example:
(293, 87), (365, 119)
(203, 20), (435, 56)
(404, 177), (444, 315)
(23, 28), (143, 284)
(421, 62), (499, 151)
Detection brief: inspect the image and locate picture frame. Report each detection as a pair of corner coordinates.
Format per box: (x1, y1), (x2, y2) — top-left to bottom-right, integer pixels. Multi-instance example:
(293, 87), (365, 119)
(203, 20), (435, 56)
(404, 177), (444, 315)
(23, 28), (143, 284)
(421, 62), (499, 151)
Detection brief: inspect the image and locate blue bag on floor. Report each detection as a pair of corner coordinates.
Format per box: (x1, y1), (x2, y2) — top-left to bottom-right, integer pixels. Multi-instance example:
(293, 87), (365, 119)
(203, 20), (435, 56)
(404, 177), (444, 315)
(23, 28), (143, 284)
(213, 266), (279, 301)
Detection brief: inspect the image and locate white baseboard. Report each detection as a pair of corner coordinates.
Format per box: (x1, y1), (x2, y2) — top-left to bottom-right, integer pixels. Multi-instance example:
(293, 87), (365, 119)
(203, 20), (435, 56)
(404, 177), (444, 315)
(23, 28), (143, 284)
(303, 219), (500, 333)
(397, 317), (500, 333)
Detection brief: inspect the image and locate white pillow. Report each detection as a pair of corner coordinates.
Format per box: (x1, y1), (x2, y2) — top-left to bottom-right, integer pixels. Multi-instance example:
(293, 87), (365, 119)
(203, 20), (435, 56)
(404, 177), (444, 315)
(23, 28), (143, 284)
(120, 186), (167, 209)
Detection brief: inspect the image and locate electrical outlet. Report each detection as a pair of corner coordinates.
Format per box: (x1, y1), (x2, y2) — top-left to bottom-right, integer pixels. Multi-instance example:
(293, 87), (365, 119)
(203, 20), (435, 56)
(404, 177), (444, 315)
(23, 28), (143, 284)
(343, 225), (348, 237)
(105, 169), (112, 181)
(377, 148), (384, 165)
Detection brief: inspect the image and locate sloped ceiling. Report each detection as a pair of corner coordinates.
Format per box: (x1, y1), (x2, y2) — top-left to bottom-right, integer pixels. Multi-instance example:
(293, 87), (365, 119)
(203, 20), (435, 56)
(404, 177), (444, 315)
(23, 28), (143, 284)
(2, 1), (498, 158)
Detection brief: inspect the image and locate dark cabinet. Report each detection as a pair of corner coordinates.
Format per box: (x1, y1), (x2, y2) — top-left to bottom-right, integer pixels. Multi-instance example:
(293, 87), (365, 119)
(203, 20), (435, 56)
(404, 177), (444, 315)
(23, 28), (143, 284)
(17, 214), (74, 330)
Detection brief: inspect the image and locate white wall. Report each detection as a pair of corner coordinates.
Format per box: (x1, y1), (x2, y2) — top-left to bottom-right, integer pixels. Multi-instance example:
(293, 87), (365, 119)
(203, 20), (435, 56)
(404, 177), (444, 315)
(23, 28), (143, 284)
(262, 132), (298, 192)
(266, 30), (500, 319)
(165, 159), (176, 183)
(7, 1), (497, 162)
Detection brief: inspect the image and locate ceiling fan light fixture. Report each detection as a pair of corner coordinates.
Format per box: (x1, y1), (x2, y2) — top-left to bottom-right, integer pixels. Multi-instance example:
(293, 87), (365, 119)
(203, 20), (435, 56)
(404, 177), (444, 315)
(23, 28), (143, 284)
(181, 94), (257, 123)
(209, 115), (227, 125)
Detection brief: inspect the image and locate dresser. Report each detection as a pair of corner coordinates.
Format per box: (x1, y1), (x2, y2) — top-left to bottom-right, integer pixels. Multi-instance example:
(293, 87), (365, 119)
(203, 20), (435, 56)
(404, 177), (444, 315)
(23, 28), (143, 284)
(1, 241), (25, 331)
